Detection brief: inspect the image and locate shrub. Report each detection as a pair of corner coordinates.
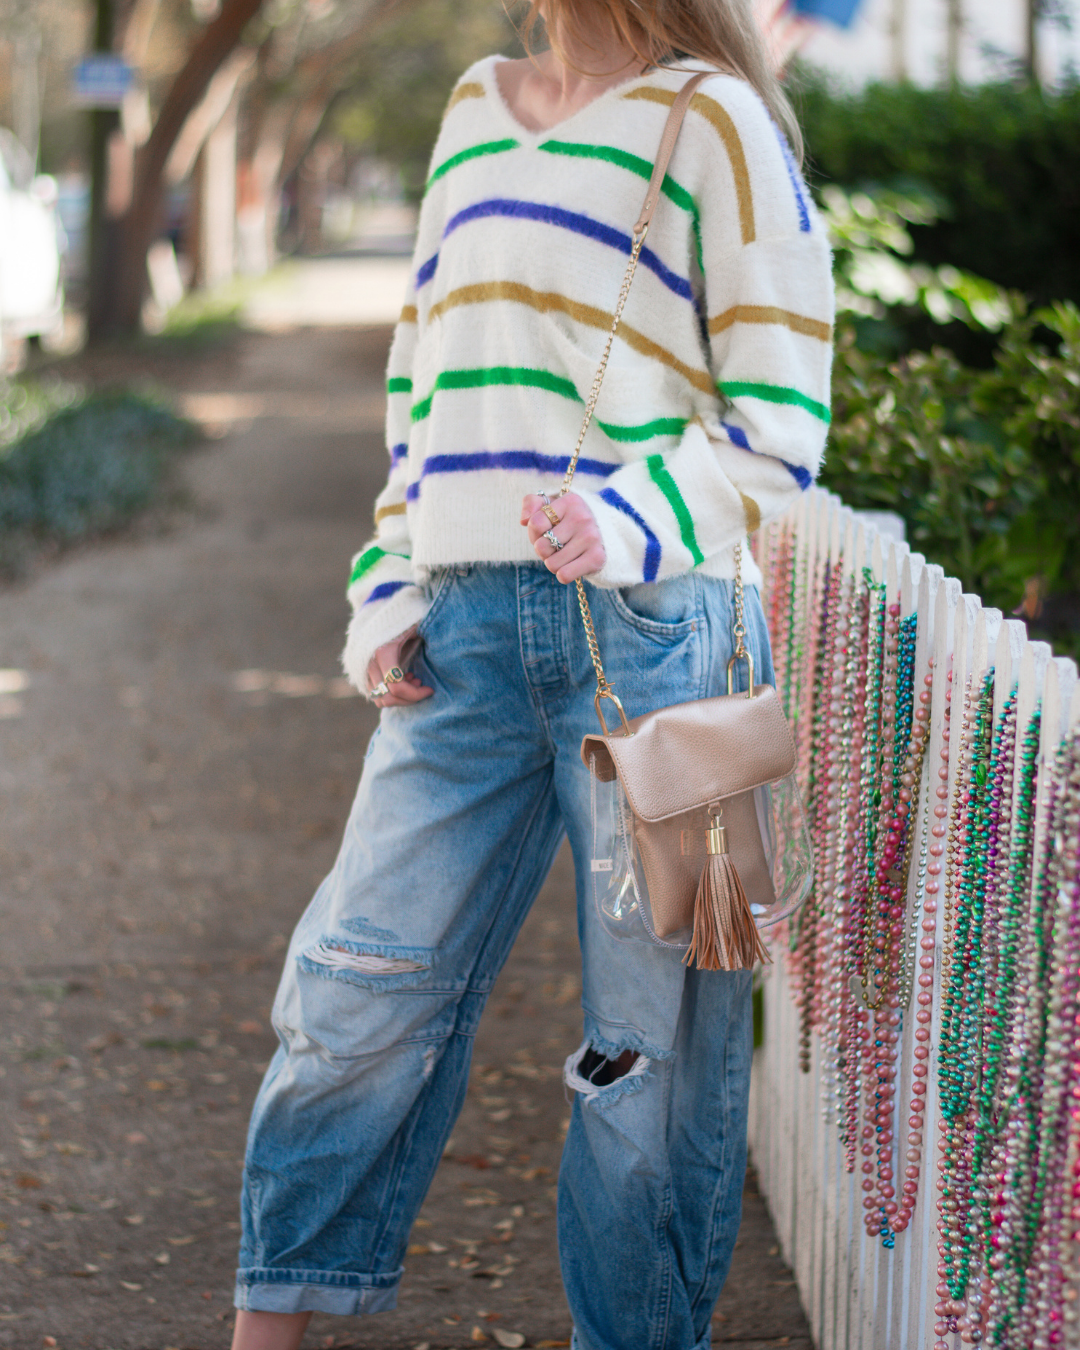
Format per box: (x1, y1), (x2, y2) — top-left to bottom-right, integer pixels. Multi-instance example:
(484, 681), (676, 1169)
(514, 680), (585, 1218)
(797, 76), (1080, 309)
(0, 389), (198, 569)
(822, 303), (1080, 654)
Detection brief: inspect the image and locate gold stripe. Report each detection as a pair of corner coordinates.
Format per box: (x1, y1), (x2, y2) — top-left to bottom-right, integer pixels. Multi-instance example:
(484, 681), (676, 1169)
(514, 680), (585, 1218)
(709, 304), (832, 343)
(427, 280), (714, 396)
(444, 82), (485, 115)
(399, 304), (418, 325)
(623, 85), (755, 245)
(374, 501), (407, 524)
(739, 492), (761, 535)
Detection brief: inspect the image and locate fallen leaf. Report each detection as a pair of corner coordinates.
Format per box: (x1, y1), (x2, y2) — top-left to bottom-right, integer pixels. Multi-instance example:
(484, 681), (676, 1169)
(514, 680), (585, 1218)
(493, 1332), (526, 1349)
(406, 1244), (430, 1255)
(191, 1197), (218, 1208)
(120, 1281), (143, 1291)
(167, 1235), (195, 1246)
(428, 1241), (447, 1253)
(43, 1338), (57, 1347)
(125, 1132), (148, 1145)
(145, 1080), (169, 1092)
(123, 1215), (144, 1226)
(70, 1265), (99, 1277)
(470, 1328), (488, 1344)
(154, 1252), (170, 1265)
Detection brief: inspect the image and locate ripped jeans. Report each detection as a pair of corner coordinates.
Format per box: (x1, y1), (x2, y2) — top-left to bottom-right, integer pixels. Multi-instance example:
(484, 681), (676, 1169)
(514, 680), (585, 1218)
(236, 562), (772, 1350)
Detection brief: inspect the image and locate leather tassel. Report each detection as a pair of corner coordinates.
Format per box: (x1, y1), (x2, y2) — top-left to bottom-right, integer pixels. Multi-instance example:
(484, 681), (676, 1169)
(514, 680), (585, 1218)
(684, 816), (771, 971)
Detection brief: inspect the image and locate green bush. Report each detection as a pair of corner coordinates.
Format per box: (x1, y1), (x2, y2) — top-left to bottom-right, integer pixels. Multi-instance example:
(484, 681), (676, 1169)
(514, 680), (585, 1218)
(822, 303), (1080, 653)
(797, 76), (1080, 309)
(0, 389), (198, 569)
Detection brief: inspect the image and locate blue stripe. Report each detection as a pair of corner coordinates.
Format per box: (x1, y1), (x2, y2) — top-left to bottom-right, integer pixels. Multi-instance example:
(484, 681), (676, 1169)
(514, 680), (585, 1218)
(598, 487), (661, 583)
(722, 420), (813, 491)
(424, 199), (694, 304)
(416, 253), (439, 287)
(364, 580), (409, 605)
(390, 443), (408, 465)
(772, 126), (811, 234)
(403, 449), (619, 503)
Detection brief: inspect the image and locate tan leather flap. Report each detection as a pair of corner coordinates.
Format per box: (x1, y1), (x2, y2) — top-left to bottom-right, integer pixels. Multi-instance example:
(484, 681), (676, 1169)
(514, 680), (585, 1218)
(580, 684), (796, 822)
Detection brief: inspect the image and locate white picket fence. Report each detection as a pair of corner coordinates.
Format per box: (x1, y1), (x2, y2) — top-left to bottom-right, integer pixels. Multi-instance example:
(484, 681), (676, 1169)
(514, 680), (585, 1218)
(748, 486), (1080, 1350)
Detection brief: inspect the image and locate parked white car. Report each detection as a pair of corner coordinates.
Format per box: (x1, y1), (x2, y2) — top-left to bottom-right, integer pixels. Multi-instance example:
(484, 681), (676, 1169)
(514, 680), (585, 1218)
(0, 128), (64, 343)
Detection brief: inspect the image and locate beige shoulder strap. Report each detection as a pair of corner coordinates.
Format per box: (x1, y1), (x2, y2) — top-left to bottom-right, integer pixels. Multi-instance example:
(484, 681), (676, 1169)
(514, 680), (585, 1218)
(634, 69), (711, 234)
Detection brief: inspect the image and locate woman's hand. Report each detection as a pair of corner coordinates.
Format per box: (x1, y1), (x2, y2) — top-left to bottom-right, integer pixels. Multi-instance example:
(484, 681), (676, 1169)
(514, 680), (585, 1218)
(521, 492), (606, 583)
(366, 627), (433, 708)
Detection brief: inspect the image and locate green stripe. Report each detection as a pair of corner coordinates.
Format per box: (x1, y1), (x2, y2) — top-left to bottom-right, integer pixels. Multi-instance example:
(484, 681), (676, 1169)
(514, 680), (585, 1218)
(349, 545), (409, 587)
(720, 380), (831, 425)
(539, 140), (704, 273)
(412, 366), (578, 423)
(426, 138), (519, 190)
(598, 416), (686, 443)
(646, 454), (704, 566)
(387, 376), (413, 395)
(412, 367), (686, 441)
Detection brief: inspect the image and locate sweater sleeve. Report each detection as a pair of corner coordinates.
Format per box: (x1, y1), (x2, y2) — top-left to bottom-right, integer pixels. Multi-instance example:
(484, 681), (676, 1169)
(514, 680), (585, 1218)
(578, 85), (834, 587)
(341, 276), (432, 691)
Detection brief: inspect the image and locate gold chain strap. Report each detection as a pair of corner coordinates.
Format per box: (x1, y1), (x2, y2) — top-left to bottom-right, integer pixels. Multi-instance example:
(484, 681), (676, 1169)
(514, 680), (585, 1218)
(556, 75), (751, 734)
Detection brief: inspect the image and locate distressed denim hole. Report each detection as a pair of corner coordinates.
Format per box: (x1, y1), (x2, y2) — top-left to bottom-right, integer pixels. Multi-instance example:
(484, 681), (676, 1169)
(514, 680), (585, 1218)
(304, 943), (428, 975)
(564, 1041), (650, 1104)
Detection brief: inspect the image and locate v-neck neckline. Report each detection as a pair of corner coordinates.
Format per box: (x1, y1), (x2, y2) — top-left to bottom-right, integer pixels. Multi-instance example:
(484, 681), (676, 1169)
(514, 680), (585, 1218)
(484, 54), (648, 146)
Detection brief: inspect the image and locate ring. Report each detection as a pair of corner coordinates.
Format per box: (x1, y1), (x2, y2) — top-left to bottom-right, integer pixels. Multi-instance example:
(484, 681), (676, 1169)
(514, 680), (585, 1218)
(539, 491), (551, 506)
(370, 665), (405, 700)
(544, 529), (564, 552)
(541, 503), (560, 527)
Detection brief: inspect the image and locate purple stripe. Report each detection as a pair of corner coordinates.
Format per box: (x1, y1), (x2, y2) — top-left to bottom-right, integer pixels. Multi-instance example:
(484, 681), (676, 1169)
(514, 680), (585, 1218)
(364, 581), (409, 605)
(598, 487), (661, 583)
(722, 420), (813, 491)
(403, 449), (619, 502)
(421, 199), (694, 304)
(772, 125), (811, 234)
(390, 443), (408, 465)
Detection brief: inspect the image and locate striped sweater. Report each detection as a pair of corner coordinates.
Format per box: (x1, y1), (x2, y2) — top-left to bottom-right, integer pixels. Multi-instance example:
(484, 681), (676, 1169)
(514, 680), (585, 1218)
(343, 55), (834, 687)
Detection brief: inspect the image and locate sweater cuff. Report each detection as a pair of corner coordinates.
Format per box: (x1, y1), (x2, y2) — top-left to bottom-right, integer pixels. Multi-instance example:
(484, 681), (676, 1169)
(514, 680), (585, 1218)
(576, 487), (657, 588)
(341, 584), (432, 692)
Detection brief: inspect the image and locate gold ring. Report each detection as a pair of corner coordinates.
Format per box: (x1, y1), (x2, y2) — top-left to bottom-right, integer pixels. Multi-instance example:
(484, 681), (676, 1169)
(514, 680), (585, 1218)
(383, 665), (405, 686)
(542, 503), (560, 527)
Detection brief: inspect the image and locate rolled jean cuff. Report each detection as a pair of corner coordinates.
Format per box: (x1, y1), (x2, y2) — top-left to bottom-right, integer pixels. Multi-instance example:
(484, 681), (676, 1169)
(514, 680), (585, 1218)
(234, 1266), (402, 1315)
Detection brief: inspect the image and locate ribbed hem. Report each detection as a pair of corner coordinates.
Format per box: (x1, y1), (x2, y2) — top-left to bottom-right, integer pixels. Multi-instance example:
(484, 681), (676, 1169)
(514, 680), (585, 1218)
(234, 1266), (401, 1315)
(341, 585), (432, 691)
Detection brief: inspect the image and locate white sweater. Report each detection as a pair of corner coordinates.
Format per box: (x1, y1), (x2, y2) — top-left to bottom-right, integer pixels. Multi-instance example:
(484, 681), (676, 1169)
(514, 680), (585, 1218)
(343, 56), (834, 687)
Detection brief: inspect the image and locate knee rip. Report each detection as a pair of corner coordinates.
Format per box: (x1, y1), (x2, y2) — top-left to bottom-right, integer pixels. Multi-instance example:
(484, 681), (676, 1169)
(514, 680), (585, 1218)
(304, 942), (428, 976)
(564, 1041), (650, 1105)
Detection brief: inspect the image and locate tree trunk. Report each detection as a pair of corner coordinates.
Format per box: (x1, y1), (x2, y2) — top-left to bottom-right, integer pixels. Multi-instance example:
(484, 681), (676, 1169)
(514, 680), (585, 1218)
(86, 0), (122, 338)
(90, 0), (264, 338)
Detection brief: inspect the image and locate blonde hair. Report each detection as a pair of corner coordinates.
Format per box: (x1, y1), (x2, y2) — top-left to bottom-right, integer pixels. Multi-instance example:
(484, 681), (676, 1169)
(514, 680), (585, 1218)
(520, 0), (803, 164)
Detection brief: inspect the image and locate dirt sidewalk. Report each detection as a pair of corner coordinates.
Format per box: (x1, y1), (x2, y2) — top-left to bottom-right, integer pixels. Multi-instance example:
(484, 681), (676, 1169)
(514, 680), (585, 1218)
(0, 325), (810, 1350)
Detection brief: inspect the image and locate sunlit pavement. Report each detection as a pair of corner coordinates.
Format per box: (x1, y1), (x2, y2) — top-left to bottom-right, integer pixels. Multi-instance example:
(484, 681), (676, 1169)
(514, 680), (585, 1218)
(242, 256), (413, 330)
(0, 295), (811, 1349)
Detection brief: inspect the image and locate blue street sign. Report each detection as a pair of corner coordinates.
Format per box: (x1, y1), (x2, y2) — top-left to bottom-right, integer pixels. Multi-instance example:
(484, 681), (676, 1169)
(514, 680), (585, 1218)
(71, 55), (137, 109)
(791, 0), (863, 27)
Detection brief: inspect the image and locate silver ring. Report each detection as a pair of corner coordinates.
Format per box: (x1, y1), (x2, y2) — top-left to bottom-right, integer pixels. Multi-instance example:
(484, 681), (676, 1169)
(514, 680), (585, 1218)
(370, 680), (389, 700)
(539, 491), (551, 506)
(370, 665), (405, 701)
(544, 529), (564, 552)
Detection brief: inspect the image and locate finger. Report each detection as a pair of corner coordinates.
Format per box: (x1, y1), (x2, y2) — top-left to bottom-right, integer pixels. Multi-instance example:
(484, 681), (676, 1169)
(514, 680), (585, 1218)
(520, 494), (545, 526)
(554, 547), (605, 583)
(375, 682), (433, 707)
(541, 532), (589, 573)
(527, 509), (569, 547)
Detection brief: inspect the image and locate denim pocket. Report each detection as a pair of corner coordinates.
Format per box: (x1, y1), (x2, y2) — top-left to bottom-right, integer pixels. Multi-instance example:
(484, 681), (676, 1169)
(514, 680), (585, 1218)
(608, 575), (701, 641)
(416, 568), (456, 642)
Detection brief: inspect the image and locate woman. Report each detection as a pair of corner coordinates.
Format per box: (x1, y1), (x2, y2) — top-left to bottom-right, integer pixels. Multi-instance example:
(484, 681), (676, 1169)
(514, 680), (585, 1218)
(232, 0), (832, 1344)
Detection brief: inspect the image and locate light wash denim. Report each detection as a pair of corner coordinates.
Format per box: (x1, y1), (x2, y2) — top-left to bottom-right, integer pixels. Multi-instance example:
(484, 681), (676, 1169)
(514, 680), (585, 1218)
(236, 562), (774, 1350)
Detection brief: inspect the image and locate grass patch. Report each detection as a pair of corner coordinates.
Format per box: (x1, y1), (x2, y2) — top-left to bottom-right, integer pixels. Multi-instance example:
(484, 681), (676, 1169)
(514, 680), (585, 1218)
(0, 384), (199, 574)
